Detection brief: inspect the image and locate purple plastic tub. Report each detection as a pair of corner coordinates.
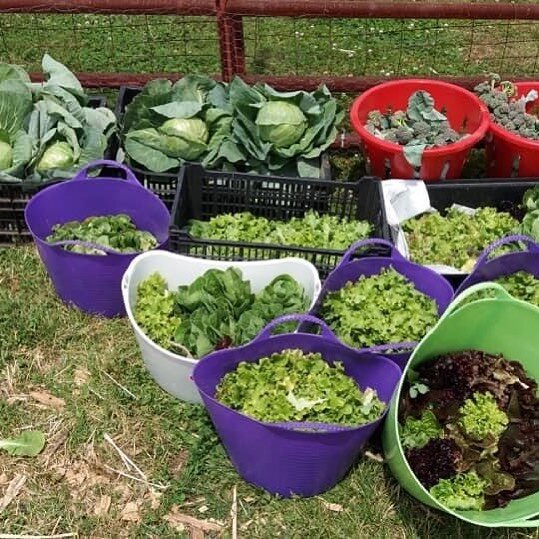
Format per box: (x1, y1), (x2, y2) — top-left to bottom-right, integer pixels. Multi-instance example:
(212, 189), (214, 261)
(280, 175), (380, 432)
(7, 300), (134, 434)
(24, 160), (170, 317)
(455, 234), (539, 295)
(308, 239), (454, 369)
(193, 314), (402, 498)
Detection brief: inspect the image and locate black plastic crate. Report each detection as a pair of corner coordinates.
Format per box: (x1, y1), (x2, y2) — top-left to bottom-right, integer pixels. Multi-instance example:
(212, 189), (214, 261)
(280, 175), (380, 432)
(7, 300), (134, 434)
(169, 165), (386, 279)
(115, 85), (332, 209)
(379, 178), (539, 287)
(0, 96), (109, 246)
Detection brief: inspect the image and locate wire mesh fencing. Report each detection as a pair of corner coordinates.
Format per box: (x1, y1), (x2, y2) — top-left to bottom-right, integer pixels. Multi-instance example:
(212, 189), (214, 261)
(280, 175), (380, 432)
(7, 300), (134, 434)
(0, 1), (538, 90)
(240, 18), (539, 80)
(0, 13), (220, 75)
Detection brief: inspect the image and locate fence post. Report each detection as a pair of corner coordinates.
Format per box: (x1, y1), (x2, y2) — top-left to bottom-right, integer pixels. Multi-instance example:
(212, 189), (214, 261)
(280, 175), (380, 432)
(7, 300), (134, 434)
(216, 0), (235, 81)
(217, 0), (246, 80)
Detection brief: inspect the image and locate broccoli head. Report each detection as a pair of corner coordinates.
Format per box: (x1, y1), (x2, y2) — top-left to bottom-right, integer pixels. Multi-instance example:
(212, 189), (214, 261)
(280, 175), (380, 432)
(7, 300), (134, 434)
(383, 129), (398, 143)
(394, 126), (414, 144)
(411, 121), (431, 138)
(367, 110), (383, 128)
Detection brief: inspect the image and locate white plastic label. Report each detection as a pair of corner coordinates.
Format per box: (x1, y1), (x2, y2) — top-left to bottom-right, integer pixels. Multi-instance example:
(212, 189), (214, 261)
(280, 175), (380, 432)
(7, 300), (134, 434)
(380, 179), (466, 274)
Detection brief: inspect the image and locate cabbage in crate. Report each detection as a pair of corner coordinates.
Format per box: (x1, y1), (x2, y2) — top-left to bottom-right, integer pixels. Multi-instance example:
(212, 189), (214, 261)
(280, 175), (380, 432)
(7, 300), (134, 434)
(122, 75), (234, 173)
(227, 77), (343, 178)
(0, 66), (33, 177)
(0, 55), (116, 183)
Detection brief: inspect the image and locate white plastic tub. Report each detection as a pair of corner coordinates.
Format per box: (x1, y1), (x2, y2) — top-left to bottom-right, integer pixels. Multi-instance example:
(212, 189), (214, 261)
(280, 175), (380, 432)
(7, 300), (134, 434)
(122, 251), (322, 402)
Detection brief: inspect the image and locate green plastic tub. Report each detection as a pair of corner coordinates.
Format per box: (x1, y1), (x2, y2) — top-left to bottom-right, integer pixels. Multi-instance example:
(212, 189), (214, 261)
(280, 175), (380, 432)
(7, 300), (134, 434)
(382, 282), (539, 528)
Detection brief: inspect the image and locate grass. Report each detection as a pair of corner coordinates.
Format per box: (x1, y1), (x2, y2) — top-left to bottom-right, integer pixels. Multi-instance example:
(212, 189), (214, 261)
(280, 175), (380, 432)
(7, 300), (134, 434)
(1, 245), (539, 537)
(1, 14), (538, 79)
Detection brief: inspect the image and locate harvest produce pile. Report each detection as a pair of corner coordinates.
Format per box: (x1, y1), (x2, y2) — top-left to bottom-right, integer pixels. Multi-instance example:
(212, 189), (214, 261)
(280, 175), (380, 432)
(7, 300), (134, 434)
(403, 184), (539, 271)
(121, 75), (342, 177)
(188, 210), (372, 250)
(475, 74), (539, 141)
(4, 57), (539, 533)
(320, 266), (439, 348)
(365, 90), (463, 168)
(0, 55), (115, 183)
(403, 208), (518, 271)
(46, 214), (158, 254)
(399, 350), (539, 510)
(134, 268), (309, 357)
(216, 349), (385, 425)
(471, 272), (539, 306)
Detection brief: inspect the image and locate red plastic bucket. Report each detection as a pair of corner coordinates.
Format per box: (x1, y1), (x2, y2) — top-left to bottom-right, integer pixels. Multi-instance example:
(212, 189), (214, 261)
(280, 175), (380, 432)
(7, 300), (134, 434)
(485, 82), (539, 178)
(350, 79), (490, 181)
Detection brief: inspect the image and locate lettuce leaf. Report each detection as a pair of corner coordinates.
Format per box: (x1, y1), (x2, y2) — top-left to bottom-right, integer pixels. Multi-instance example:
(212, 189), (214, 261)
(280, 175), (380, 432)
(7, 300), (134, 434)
(400, 410), (442, 450)
(216, 349), (386, 425)
(0, 431), (45, 457)
(430, 471), (486, 511)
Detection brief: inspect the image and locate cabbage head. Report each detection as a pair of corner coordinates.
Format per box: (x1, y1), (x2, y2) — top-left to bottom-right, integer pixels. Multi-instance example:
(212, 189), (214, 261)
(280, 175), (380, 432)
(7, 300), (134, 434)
(0, 140), (13, 170)
(158, 117), (209, 160)
(160, 118), (209, 144)
(35, 141), (75, 172)
(256, 101), (307, 148)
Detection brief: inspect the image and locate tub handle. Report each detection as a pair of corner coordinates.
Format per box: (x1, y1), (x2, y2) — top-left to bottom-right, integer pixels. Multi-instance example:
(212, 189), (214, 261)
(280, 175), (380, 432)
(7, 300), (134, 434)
(71, 159), (140, 185)
(252, 314), (341, 344)
(338, 238), (405, 268)
(439, 282), (513, 324)
(47, 239), (136, 255)
(472, 234), (539, 271)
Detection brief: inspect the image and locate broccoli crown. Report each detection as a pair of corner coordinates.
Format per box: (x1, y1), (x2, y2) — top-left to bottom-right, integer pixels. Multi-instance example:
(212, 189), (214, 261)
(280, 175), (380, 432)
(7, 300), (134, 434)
(475, 76), (539, 141)
(512, 116), (526, 128)
(412, 121), (430, 138)
(383, 129), (398, 143)
(494, 103), (510, 116)
(433, 133), (454, 147)
(367, 110), (383, 127)
(394, 126), (414, 144)
(525, 115), (537, 128)
(473, 81), (492, 96)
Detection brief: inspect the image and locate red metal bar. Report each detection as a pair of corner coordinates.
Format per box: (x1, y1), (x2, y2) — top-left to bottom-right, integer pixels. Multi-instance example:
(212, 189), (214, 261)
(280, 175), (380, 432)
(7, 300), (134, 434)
(30, 72), (538, 94)
(0, 0), (215, 15)
(28, 72), (222, 87)
(238, 75), (539, 93)
(225, 1), (539, 20)
(217, 17), (233, 81)
(217, 0), (237, 82)
(29, 72), (537, 92)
